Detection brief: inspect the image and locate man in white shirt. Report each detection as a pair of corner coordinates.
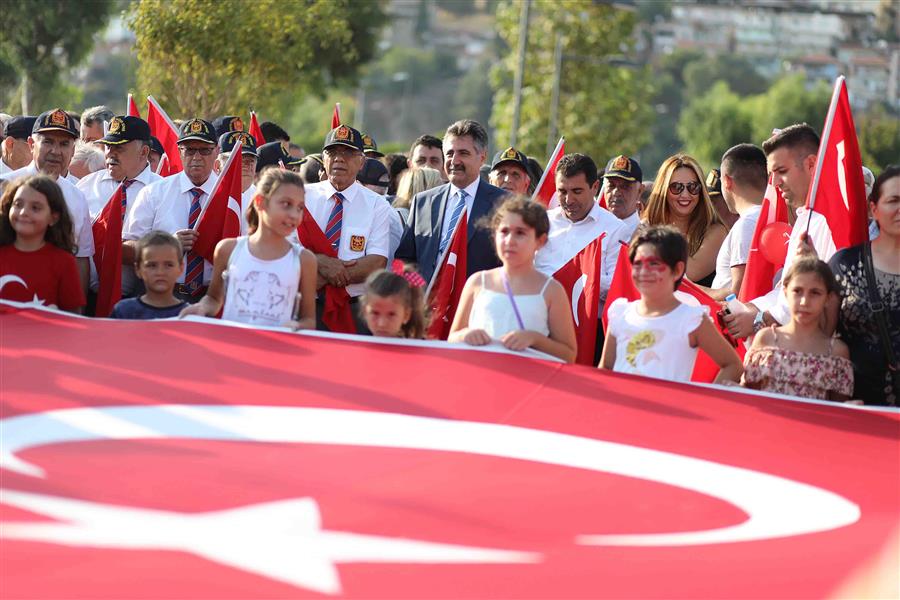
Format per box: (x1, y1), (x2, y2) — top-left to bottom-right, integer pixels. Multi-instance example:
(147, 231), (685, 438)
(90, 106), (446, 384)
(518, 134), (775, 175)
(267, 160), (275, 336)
(600, 155), (643, 240)
(723, 124), (831, 338)
(705, 144), (766, 301)
(0, 109), (94, 295)
(123, 118), (220, 302)
(1, 116), (36, 175)
(78, 115), (161, 297)
(304, 125), (391, 329)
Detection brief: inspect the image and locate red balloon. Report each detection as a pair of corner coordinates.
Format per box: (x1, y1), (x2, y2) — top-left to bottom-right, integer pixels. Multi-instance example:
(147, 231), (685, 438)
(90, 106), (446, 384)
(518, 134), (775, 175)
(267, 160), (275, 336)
(759, 222), (792, 265)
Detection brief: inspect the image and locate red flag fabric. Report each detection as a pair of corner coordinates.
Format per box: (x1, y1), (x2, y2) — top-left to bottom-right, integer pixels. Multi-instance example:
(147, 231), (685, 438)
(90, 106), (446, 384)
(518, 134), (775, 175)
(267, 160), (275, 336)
(296, 212), (356, 334)
(3, 305), (898, 599)
(597, 189), (607, 210)
(602, 242), (744, 383)
(126, 94), (141, 119)
(552, 233), (605, 365)
(331, 103), (342, 129)
(249, 111), (266, 146)
(91, 184), (126, 317)
(146, 96), (183, 175)
(426, 212), (468, 340)
(193, 142), (243, 264)
(530, 137), (565, 207)
(804, 76), (868, 250)
(738, 176), (789, 303)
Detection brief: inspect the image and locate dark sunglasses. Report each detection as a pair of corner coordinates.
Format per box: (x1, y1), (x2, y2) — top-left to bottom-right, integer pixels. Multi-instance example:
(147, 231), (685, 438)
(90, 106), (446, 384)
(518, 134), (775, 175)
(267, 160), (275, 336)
(668, 181), (702, 196)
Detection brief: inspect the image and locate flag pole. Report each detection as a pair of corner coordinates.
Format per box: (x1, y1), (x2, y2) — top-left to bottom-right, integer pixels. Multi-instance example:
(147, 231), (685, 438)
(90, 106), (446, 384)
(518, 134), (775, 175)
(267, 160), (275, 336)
(531, 136), (564, 203)
(804, 75), (843, 237)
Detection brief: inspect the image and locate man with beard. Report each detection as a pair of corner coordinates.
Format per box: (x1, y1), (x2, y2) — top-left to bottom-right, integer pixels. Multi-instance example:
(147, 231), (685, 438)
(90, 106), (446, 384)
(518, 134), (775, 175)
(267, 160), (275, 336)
(396, 120), (505, 284)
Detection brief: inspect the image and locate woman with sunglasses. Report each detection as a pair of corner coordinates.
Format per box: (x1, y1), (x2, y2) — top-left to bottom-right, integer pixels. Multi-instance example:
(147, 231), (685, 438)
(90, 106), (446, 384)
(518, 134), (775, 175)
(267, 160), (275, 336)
(642, 154), (727, 287)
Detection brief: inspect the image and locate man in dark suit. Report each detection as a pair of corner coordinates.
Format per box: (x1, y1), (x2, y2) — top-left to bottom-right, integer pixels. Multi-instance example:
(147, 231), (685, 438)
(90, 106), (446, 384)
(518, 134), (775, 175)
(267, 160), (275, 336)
(396, 119), (507, 284)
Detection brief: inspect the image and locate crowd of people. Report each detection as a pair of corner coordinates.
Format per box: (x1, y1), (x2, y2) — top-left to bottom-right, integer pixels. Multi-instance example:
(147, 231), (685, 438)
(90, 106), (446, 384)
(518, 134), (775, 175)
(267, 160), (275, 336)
(0, 104), (897, 406)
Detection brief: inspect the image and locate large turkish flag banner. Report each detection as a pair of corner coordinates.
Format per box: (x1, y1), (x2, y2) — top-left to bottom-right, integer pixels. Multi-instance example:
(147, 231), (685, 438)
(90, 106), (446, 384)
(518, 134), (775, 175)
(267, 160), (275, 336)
(1, 304), (898, 599)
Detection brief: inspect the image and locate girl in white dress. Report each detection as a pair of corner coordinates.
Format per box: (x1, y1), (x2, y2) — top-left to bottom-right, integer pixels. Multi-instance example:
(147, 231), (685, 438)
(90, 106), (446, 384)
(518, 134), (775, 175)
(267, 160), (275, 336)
(180, 170), (317, 329)
(600, 225), (742, 383)
(449, 197), (577, 363)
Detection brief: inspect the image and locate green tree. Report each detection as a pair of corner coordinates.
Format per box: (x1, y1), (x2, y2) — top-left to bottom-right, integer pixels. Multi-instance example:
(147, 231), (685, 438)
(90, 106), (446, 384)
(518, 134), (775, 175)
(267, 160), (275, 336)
(683, 55), (769, 99)
(677, 81), (754, 170)
(490, 0), (655, 161)
(746, 73), (830, 143)
(856, 103), (900, 173)
(0, 0), (116, 113)
(129, 0), (386, 121)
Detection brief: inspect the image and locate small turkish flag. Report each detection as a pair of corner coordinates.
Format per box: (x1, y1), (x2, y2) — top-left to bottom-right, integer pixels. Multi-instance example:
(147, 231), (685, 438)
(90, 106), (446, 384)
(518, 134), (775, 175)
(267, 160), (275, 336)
(738, 175), (789, 303)
(249, 111), (266, 145)
(426, 212), (468, 340)
(193, 141), (243, 264)
(91, 184), (126, 318)
(126, 93), (141, 119)
(331, 103), (342, 129)
(146, 96), (183, 175)
(552, 233), (604, 365)
(531, 137), (565, 207)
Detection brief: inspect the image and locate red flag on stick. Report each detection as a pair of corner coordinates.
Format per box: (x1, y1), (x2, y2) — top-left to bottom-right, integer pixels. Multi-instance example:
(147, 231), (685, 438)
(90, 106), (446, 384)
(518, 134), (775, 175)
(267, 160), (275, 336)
(804, 76), (868, 250)
(426, 212), (468, 340)
(193, 141), (243, 264)
(91, 184), (127, 317)
(146, 96), (183, 176)
(249, 111), (266, 146)
(531, 137), (565, 207)
(126, 94), (141, 118)
(602, 242), (744, 383)
(331, 103), (342, 129)
(296, 214), (356, 334)
(738, 176), (789, 303)
(552, 233), (605, 365)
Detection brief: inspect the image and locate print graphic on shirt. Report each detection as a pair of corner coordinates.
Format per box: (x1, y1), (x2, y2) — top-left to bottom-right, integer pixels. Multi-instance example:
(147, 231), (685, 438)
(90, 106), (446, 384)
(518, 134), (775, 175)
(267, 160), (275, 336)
(233, 271), (290, 323)
(625, 329), (663, 368)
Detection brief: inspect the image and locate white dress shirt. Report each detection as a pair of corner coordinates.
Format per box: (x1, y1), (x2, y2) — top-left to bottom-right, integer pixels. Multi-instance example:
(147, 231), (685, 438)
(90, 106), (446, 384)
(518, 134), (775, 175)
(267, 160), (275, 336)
(304, 179), (392, 297)
(712, 204), (760, 290)
(65, 172), (80, 185)
(535, 203), (630, 303)
(750, 207), (837, 323)
(0, 159), (12, 176)
(1, 163), (94, 258)
(439, 178), (480, 244)
(620, 211), (640, 240)
(124, 170), (219, 284)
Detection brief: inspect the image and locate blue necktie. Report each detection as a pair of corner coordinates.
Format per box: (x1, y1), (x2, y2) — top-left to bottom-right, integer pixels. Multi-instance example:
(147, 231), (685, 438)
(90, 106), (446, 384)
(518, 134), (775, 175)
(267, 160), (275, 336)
(439, 190), (466, 259)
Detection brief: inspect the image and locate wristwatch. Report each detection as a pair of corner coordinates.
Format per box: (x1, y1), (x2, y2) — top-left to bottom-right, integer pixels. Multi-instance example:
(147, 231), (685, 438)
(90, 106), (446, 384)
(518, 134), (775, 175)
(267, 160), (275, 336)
(752, 310), (765, 333)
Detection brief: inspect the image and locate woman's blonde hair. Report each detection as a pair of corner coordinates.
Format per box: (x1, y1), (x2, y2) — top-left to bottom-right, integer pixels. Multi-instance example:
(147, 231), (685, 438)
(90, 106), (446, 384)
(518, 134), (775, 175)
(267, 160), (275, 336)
(394, 167), (443, 209)
(642, 153), (722, 256)
(246, 169), (305, 233)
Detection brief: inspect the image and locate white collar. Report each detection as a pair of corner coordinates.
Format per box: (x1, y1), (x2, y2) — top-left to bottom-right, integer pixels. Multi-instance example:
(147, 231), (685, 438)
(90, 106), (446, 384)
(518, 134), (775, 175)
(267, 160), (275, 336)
(178, 170), (218, 195)
(100, 162), (155, 185)
(451, 177), (480, 200)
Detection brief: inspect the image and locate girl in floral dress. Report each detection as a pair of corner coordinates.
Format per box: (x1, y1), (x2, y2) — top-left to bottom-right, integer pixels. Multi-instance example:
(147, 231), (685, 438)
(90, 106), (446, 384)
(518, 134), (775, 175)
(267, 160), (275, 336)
(742, 257), (853, 401)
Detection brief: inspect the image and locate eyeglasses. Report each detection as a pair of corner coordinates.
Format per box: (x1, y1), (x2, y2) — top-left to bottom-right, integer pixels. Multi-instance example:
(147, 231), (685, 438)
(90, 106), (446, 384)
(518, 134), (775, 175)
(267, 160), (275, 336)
(180, 147), (215, 156)
(668, 181), (702, 196)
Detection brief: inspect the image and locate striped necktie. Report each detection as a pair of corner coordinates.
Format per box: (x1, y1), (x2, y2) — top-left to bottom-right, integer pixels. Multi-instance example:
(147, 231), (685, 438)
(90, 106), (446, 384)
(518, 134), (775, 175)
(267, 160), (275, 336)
(184, 187), (204, 296)
(325, 192), (345, 251)
(120, 179), (136, 217)
(439, 190), (466, 258)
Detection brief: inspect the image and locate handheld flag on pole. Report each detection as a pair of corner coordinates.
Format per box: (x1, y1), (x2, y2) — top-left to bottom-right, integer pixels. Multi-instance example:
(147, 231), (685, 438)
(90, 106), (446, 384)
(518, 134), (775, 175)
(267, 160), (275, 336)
(249, 111), (266, 146)
(331, 103), (342, 129)
(425, 212), (468, 340)
(126, 94), (141, 119)
(193, 141), (244, 264)
(531, 137), (565, 207)
(146, 96), (183, 176)
(738, 175), (789, 303)
(552, 233), (605, 365)
(91, 184), (127, 317)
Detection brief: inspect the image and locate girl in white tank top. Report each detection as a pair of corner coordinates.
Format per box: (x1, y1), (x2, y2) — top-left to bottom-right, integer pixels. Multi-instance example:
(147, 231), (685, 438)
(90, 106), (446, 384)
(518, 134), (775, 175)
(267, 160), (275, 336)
(180, 170), (318, 329)
(448, 197), (577, 363)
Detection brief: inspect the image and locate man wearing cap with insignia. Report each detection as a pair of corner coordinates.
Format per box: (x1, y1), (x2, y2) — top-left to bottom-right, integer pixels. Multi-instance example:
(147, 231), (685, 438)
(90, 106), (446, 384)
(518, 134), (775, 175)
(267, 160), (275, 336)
(396, 119), (505, 284)
(211, 115), (244, 138)
(255, 141), (303, 177)
(1, 116), (37, 175)
(361, 133), (384, 159)
(535, 153), (630, 317)
(216, 130), (258, 224)
(77, 115), (162, 298)
(124, 118), (219, 302)
(488, 146), (530, 195)
(148, 136), (164, 173)
(304, 124), (392, 329)
(1, 109), (95, 295)
(600, 154), (644, 239)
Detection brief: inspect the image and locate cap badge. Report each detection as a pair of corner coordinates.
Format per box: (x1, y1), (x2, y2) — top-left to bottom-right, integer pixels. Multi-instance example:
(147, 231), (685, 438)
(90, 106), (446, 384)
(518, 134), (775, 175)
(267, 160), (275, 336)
(502, 147), (518, 160)
(109, 117), (125, 134)
(189, 120), (204, 134)
(363, 135), (374, 146)
(612, 155), (630, 171)
(50, 110), (68, 127)
(335, 126), (350, 141)
(232, 118), (243, 132)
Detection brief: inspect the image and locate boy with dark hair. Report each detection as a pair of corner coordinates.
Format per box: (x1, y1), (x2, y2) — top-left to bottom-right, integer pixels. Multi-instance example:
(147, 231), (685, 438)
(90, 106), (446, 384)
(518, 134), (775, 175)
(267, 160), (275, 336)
(110, 231), (187, 319)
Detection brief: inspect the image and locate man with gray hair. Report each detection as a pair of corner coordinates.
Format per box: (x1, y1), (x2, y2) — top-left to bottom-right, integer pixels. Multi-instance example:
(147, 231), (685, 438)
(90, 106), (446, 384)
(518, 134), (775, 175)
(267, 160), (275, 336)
(396, 119), (506, 283)
(80, 105), (115, 144)
(67, 140), (105, 181)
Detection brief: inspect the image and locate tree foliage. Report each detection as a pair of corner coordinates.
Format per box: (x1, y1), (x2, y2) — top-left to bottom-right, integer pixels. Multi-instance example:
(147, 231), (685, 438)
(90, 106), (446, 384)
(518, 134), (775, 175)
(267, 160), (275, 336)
(0, 0), (116, 113)
(490, 0), (654, 161)
(129, 0), (386, 120)
(856, 103), (900, 173)
(676, 81), (753, 169)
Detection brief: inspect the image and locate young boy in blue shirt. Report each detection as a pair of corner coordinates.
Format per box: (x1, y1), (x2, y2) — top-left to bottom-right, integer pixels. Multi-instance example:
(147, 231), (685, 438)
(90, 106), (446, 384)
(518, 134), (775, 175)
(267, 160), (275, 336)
(110, 231), (188, 319)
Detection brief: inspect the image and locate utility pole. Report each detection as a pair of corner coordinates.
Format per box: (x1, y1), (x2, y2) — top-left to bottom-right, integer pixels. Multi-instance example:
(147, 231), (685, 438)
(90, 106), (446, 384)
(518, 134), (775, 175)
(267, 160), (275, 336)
(510, 0), (531, 147)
